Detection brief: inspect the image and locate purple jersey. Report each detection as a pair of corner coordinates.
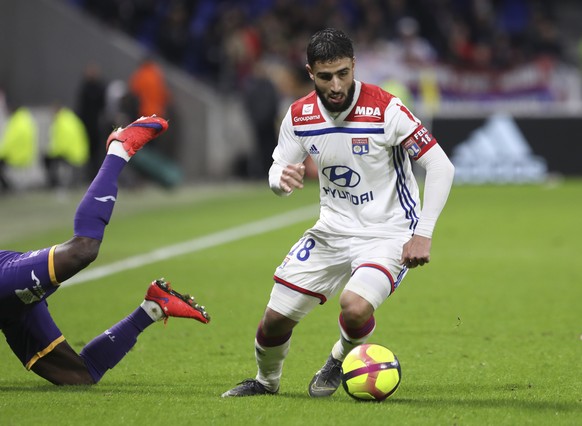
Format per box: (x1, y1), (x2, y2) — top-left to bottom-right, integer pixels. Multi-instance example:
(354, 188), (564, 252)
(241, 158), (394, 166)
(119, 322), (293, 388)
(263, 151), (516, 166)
(0, 246), (59, 302)
(0, 246), (63, 369)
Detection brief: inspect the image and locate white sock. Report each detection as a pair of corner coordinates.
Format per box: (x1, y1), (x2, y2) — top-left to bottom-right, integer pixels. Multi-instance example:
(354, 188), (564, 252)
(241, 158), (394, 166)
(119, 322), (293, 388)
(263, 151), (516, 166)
(331, 318), (376, 361)
(140, 300), (165, 322)
(108, 140), (131, 162)
(331, 336), (360, 361)
(255, 338), (291, 392)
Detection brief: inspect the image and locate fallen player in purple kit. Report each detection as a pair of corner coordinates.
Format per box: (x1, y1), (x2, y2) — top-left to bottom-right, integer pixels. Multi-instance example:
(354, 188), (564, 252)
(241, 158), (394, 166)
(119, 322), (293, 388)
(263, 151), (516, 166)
(0, 115), (210, 385)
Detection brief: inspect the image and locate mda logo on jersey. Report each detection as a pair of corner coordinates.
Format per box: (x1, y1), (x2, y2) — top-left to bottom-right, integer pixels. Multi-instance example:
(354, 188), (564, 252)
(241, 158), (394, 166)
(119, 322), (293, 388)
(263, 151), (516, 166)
(354, 106), (381, 118)
(352, 138), (369, 155)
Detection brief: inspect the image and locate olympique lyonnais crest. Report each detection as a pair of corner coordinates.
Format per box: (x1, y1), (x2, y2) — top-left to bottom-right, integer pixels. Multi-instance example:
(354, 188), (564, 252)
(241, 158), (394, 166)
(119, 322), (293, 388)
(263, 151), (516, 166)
(352, 138), (369, 155)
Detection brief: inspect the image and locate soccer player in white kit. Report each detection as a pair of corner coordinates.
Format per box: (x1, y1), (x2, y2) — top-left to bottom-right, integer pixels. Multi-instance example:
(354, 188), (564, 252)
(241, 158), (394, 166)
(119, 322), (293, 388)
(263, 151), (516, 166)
(222, 28), (455, 398)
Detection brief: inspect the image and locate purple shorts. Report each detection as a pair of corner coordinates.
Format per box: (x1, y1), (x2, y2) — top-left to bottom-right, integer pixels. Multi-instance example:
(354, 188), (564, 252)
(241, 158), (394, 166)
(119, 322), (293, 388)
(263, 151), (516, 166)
(0, 247), (64, 369)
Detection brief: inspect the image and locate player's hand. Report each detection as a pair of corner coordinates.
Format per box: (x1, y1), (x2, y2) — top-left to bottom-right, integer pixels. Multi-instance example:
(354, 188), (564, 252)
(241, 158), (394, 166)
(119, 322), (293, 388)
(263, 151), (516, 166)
(400, 235), (431, 268)
(280, 163), (306, 193)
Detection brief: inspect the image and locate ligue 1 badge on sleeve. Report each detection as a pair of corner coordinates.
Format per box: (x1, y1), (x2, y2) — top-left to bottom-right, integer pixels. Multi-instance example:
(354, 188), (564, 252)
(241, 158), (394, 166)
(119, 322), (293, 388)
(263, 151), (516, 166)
(403, 136), (421, 158)
(352, 138), (369, 155)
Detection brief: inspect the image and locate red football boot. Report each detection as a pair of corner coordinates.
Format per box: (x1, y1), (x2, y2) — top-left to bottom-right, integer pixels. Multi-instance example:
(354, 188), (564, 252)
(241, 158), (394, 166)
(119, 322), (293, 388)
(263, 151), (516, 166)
(145, 278), (210, 324)
(106, 115), (169, 157)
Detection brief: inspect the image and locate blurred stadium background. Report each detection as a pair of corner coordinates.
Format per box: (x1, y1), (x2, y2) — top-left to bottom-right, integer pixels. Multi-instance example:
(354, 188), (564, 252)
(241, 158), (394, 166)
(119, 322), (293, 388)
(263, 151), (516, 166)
(0, 0), (581, 189)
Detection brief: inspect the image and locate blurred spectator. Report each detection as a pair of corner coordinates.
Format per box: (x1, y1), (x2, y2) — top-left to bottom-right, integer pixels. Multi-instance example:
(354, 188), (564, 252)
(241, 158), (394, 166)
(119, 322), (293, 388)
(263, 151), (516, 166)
(392, 16), (437, 66)
(219, 5), (262, 91)
(76, 62), (106, 180)
(447, 18), (476, 67)
(156, 1), (191, 65)
(241, 61), (280, 178)
(528, 14), (564, 60)
(0, 89), (7, 129)
(129, 56), (170, 117)
(44, 106), (89, 189)
(105, 80), (140, 129)
(0, 106), (37, 192)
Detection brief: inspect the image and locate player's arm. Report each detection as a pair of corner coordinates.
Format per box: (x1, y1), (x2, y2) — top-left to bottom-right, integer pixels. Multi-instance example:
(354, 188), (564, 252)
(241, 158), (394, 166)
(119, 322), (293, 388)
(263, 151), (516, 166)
(412, 144), (455, 238)
(269, 109), (308, 196)
(401, 144), (454, 267)
(388, 101), (455, 268)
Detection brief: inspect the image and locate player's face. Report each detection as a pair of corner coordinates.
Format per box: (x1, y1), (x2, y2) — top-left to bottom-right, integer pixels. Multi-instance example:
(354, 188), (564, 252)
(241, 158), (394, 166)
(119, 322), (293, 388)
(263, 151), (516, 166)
(307, 57), (355, 113)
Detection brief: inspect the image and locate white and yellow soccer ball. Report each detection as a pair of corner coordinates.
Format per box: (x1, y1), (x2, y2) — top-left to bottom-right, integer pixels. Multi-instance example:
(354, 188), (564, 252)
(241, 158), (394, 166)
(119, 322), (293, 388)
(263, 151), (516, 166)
(341, 343), (401, 401)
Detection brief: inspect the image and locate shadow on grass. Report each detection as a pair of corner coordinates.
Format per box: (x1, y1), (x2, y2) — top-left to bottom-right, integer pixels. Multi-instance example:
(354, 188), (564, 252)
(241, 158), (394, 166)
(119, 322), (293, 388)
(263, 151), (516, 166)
(388, 397), (581, 413)
(0, 381), (193, 394)
(2, 380), (580, 414)
(270, 382), (582, 413)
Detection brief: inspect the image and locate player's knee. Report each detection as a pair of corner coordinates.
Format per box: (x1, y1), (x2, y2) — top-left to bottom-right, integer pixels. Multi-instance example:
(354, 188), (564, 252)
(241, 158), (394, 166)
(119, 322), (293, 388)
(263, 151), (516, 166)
(340, 293), (374, 328)
(261, 308), (297, 337)
(68, 237), (100, 268)
(77, 239), (100, 265)
(340, 306), (371, 328)
(54, 238), (101, 282)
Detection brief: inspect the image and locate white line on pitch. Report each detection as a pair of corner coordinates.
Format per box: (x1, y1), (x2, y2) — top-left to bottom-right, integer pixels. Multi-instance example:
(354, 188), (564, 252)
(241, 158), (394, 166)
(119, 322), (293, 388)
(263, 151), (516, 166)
(61, 204), (318, 287)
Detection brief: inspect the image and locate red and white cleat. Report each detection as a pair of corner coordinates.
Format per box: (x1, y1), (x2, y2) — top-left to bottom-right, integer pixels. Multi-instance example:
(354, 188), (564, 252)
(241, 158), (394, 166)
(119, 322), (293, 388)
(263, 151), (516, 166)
(106, 115), (169, 157)
(145, 278), (210, 324)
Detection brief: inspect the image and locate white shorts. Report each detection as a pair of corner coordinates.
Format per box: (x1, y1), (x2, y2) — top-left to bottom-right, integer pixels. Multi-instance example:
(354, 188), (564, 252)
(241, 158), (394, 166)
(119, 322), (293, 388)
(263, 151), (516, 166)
(267, 229), (409, 321)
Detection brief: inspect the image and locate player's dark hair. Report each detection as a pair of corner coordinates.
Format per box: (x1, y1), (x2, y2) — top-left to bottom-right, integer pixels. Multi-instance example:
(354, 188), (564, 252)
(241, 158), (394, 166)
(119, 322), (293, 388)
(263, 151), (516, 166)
(306, 28), (354, 67)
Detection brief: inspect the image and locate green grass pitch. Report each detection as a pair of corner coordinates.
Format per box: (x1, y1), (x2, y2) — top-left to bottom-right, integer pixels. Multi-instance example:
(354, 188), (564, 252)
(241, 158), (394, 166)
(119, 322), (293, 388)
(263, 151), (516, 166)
(0, 179), (581, 425)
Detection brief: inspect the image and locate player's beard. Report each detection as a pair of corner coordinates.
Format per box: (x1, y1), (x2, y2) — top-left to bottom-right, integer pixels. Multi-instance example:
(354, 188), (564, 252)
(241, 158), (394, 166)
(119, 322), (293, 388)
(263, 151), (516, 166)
(315, 80), (356, 113)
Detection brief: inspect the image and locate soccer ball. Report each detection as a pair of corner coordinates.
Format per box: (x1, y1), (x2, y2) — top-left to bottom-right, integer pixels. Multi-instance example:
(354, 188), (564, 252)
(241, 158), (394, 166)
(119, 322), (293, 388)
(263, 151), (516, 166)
(341, 343), (401, 401)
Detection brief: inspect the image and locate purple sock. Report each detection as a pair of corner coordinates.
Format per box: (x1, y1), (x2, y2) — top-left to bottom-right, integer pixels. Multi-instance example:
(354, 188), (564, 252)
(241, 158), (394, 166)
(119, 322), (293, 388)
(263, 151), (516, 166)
(74, 155), (126, 241)
(80, 307), (154, 383)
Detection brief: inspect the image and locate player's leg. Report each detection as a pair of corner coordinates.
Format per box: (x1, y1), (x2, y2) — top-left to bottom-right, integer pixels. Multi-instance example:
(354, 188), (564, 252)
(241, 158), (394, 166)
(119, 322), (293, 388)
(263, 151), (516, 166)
(334, 278), (380, 359)
(45, 115), (168, 283)
(220, 305), (299, 397)
(0, 116), (169, 305)
(52, 115), (168, 283)
(13, 279), (208, 385)
(31, 341), (95, 385)
(307, 269), (383, 397)
(222, 230), (347, 397)
(79, 278), (209, 384)
(253, 307), (296, 391)
(221, 289), (320, 397)
(309, 242), (407, 397)
(1, 298), (94, 385)
(309, 237), (409, 397)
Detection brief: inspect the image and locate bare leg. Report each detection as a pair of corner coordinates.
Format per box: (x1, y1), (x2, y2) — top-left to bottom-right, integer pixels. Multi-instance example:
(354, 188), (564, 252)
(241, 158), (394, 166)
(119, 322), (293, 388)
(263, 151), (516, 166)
(31, 341), (94, 385)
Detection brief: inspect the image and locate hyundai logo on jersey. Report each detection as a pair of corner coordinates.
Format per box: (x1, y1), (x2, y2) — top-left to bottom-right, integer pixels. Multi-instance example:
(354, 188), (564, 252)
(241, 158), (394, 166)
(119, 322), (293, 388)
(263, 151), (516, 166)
(352, 138), (369, 155)
(322, 166), (361, 188)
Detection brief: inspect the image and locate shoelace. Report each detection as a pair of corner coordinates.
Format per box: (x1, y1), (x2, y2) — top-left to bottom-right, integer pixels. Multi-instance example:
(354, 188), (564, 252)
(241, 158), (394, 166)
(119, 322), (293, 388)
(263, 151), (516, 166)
(319, 359), (342, 381)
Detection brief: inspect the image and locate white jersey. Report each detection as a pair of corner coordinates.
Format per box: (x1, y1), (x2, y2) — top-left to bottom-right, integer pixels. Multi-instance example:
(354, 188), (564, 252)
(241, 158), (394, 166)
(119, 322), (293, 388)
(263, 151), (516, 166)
(271, 80), (438, 238)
